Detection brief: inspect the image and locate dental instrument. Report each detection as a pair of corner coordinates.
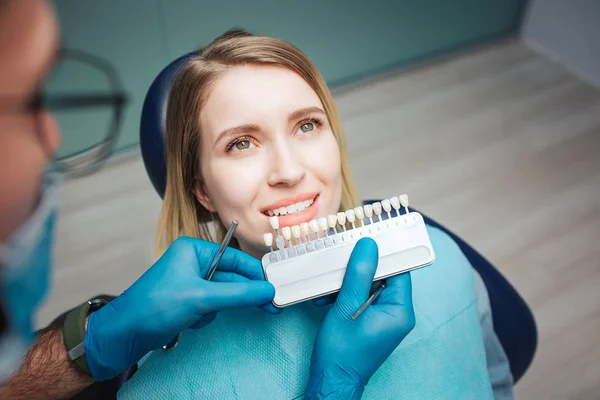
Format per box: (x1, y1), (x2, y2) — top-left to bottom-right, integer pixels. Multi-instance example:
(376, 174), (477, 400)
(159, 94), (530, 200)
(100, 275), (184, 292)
(351, 282), (386, 320)
(205, 220), (239, 281)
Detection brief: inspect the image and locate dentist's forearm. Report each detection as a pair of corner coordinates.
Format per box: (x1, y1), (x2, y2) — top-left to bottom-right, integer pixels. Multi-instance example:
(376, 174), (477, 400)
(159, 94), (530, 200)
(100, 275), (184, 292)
(304, 365), (365, 400)
(0, 325), (94, 400)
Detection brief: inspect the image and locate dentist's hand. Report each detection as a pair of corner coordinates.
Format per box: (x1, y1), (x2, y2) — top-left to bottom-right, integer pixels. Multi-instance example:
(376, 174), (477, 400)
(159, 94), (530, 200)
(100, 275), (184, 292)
(305, 238), (415, 399)
(83, 237), (276, 381)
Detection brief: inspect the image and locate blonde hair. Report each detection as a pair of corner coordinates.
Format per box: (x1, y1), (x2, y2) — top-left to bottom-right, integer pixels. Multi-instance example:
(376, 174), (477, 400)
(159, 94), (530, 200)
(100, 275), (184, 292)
(156, 30), (361, 256)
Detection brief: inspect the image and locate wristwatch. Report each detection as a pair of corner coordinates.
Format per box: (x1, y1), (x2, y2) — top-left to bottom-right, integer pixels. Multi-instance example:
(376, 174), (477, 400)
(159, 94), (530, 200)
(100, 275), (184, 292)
(62, 298), (107, 377)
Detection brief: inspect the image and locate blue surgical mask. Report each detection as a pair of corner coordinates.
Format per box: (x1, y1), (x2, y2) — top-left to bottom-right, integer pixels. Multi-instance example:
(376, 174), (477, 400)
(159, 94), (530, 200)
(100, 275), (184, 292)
(0, 173), (61, 382)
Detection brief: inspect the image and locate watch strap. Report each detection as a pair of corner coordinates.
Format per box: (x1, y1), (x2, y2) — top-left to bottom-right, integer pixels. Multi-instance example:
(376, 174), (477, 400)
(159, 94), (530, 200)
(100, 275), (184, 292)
(62, 301), (92, 376)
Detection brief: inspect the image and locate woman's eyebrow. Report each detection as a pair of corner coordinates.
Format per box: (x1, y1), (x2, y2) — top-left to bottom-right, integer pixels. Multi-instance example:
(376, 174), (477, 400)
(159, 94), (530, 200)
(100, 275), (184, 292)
(288, 106), (326, 122)
(214, 124), (260, 147)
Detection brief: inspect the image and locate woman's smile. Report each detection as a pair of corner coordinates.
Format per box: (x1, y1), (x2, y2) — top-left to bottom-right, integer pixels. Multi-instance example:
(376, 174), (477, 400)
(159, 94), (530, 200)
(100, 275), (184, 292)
(261, 192), (320, 227)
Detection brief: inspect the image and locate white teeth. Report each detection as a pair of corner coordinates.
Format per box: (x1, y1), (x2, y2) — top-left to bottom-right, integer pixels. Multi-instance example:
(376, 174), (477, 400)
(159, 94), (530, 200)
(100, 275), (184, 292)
(291, 225), (301, 239)
(318, 217), (328, 232)
(266, 197), (316, 217)
(372, 202), (382, 216)
(336, 212), (346, 226)
(390, 196), (400, 210)
(363, 204), (373, 218)
(263, 232), (273, 247)
(269, 216), (279, 230)
(282, 226), (292, 240)
(345, 209), (356, 223)
(328, 214), (338, 229)
(354, 206), (364, 220)
(399, 194), (409, 207)
(300, 222), (310, 236)
(382, 199), (391, 213)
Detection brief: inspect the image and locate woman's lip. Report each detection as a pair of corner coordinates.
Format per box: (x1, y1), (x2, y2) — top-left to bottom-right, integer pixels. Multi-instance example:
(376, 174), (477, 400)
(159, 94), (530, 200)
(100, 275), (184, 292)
(266, 195), (320, 227)
(261, 192), (319, 213)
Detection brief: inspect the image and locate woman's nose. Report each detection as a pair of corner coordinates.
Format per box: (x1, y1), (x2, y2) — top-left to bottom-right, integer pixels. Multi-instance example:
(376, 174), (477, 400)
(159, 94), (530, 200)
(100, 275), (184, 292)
(267, 141), (306, 187)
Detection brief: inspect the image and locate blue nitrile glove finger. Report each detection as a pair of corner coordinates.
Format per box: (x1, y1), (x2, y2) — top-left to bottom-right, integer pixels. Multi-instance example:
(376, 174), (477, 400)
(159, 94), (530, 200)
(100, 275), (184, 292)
(83, 237), (275, 381)
(305, 238), (415, 399)
(212, 271), (282, 314)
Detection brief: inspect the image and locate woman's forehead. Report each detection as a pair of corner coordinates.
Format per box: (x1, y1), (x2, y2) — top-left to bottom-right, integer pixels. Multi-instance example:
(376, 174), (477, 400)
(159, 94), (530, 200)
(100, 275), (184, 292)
(200, 65), (323, 133)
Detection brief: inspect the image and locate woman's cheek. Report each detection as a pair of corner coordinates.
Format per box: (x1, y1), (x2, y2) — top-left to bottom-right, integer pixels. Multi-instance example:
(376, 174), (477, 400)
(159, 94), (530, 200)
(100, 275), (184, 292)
(298, 132), (342, 180)
(206, 156), (265, 208)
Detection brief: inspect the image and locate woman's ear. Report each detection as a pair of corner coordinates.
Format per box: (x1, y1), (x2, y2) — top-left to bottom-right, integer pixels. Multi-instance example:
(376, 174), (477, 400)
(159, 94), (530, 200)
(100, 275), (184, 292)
(193, 181), (217, 213)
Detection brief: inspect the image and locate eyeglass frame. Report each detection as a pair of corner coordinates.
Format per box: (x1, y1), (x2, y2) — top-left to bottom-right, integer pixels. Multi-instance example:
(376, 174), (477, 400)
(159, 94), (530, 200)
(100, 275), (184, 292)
(0, 47), (129, 177)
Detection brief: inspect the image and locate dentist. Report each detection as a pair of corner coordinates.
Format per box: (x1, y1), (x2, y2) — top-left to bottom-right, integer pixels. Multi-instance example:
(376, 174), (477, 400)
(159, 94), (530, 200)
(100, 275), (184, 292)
(0, 1), (415, 399)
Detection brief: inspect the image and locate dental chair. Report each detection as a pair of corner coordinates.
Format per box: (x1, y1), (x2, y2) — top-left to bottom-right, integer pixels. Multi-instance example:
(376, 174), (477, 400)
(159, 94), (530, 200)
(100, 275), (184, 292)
(119, 52), (536, 398)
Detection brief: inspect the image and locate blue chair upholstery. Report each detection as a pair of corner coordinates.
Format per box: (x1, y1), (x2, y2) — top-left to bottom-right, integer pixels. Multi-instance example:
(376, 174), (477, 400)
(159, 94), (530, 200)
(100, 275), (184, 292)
(139, 53), (537, 383)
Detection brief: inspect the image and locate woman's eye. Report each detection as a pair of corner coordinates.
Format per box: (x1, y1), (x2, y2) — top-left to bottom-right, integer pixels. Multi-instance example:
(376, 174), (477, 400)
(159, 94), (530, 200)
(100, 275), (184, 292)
(234, 140), (253, 150)
(298, 122), (315, 134)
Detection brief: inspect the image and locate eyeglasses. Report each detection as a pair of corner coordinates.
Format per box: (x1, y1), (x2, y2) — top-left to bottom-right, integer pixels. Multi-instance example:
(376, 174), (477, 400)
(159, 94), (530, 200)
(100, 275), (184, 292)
(0, 48), (129, 177)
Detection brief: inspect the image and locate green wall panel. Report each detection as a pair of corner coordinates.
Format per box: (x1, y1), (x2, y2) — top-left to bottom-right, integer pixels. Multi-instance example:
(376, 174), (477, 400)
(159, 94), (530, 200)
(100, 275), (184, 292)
(52, 0), (524, 158)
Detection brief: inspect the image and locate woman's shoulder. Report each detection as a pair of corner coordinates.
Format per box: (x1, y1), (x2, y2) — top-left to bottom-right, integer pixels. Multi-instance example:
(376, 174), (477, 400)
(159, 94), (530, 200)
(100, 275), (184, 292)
(407, 225), (479, 323)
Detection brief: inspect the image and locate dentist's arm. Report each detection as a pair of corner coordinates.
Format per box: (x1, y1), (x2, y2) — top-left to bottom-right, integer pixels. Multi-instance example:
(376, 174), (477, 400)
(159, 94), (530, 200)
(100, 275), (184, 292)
(0, 237), (276, 400)
(305, 238), (416, 399)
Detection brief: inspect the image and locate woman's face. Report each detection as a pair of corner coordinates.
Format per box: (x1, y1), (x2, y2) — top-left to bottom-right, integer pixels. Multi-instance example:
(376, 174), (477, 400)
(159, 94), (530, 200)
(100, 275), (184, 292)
(195, 65), (343, 257)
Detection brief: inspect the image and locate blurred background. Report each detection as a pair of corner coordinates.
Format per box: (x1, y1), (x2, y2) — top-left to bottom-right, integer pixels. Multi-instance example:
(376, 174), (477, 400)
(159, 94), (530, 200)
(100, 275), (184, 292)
(42, 1), (599, 399)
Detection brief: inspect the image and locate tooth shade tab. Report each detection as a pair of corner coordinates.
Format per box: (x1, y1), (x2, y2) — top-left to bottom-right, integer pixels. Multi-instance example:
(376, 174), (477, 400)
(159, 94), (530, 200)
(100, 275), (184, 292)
(372, 202), (382, 215)
(399, 194), (409, 213)
(300, 222), (310, 236)
(354, 206), (364, 220)
(336, 212), (346, 225)
(328, 215), (338, 229)
(309, 219), (321, 239)
(309, 219), (320, 233)
(282, 226), (292, 240)
(263, 232), (273, 247)
(291, 225), (301, 239)
(399, 194), (409, 207)
(363, 204), (373, 218)
(269, 216), (279, 230)
(381, 199), (391, 213)
(390, 196), (400, 210)
(318, 217), (329, 232)
(345, 209), (356, 223)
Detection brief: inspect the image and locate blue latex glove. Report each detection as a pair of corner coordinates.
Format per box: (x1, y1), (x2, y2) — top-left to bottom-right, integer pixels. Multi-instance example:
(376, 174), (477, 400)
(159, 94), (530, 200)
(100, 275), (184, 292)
(84, 237), (277, 381)
(305, 237), (415, 399)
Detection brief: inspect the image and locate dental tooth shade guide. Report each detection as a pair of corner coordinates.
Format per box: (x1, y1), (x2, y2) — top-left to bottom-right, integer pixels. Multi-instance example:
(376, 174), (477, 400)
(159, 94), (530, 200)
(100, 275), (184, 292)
(262, 194), (436, 307)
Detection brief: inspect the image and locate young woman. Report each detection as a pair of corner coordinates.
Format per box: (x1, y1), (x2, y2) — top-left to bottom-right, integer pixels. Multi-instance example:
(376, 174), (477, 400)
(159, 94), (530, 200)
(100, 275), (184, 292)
(118, 31), (513, 399)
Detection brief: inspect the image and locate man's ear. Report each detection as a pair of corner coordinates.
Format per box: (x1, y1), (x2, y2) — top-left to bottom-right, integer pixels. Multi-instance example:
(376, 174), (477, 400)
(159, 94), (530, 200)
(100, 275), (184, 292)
(193, 181), (217, 213)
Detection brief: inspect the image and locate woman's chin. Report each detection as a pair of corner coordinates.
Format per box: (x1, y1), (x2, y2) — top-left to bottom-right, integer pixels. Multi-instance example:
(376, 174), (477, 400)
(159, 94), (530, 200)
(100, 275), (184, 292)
(236, 236), (269, 259)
